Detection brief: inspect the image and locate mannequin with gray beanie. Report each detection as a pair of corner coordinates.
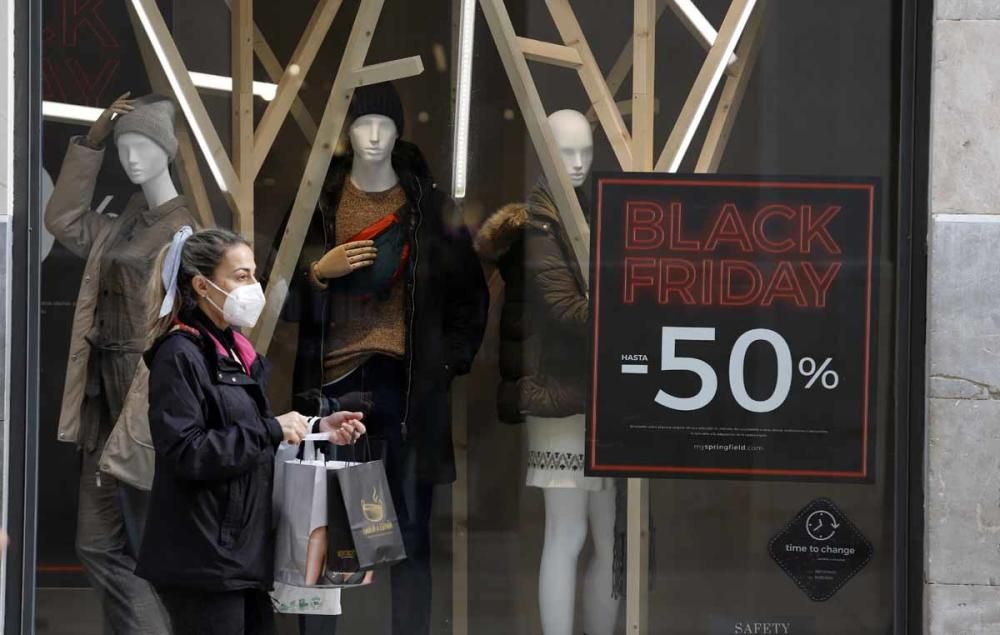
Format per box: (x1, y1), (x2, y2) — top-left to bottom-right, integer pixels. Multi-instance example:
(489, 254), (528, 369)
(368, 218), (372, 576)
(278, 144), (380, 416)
(45, 92), (198, 634)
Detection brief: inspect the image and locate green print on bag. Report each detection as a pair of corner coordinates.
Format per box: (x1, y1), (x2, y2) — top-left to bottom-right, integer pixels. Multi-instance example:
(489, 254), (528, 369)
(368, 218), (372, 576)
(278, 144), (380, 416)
(274, 595), (326, 613)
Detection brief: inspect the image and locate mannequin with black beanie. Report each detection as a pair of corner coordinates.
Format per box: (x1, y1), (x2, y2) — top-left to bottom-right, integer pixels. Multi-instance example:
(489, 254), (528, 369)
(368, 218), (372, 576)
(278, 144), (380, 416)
(282, 82), (488, 635)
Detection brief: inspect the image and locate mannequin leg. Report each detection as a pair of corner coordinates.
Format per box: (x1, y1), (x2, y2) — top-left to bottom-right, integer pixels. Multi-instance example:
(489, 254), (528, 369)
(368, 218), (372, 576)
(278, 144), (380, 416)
(539, 488), (589, 635)
(76, 446), (169, 634)
(390, 473), (434, 635)
(582, 488), (620, 635)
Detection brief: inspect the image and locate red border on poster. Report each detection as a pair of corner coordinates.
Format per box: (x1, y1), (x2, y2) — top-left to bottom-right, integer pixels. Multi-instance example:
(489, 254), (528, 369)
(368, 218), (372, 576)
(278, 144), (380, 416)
(589, 178), (876, 478)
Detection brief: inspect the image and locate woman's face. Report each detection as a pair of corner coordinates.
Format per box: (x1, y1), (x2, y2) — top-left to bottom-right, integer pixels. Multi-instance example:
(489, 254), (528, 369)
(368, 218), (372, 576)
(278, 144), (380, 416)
(194, 243), (257, 326)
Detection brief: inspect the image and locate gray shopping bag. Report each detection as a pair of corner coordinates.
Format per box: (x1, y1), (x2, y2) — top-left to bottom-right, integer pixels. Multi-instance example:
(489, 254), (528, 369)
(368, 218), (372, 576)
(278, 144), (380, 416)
(273, 441), (330, 587)
(272, 440), (375, 593)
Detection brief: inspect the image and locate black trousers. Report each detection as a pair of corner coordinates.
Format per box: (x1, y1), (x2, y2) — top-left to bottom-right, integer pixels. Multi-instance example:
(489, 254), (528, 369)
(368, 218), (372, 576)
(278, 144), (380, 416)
(159, 588), (275, 635)
(302, 356), (436, 635)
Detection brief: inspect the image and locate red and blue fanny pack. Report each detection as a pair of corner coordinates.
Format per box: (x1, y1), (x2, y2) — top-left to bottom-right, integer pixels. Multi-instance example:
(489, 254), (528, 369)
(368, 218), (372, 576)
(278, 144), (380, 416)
(338, 210), (411, 299)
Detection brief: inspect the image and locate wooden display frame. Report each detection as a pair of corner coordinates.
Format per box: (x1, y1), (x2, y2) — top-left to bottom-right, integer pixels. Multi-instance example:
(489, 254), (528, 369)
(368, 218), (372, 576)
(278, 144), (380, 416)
(72, 2), (763, 631)
(124, 0), (424, 353)
(478, 1), (768, 631)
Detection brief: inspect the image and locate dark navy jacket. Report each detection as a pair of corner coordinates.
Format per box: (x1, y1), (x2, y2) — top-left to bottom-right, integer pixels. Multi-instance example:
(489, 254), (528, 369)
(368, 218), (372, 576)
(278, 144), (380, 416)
(136, 312), (283, 592)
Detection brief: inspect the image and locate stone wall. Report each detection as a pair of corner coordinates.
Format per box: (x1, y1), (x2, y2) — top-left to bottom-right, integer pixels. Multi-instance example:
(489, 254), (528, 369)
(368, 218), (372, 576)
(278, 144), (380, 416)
(926, 2), (1000, 632)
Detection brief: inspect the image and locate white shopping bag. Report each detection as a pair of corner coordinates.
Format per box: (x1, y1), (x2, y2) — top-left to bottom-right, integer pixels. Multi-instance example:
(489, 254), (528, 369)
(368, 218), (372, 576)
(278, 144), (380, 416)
(271, 441), (371, 615)
(271, 581), (343, 616)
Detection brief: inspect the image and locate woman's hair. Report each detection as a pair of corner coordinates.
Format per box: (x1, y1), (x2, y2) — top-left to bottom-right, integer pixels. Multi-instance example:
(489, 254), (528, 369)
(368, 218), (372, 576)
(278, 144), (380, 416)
(147, 228), (249, 345)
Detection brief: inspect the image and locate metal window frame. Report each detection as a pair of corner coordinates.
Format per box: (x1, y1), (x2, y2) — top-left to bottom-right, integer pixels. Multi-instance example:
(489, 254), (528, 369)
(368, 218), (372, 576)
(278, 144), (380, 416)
(893, 0), (932, 632)
(6, 0), (43, 631)
(2, 0), (931, 632)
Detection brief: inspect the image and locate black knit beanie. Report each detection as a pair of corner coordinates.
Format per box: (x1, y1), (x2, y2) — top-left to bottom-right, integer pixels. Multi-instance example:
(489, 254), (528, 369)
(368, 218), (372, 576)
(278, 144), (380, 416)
(348, 82), (405, 137)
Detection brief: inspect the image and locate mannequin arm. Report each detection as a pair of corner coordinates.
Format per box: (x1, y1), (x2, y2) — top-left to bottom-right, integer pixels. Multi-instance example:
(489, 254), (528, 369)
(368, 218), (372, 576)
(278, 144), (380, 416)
(526, 227), (589, 335)
(515, 376), (585, 419)
(45, 137), (114, 260)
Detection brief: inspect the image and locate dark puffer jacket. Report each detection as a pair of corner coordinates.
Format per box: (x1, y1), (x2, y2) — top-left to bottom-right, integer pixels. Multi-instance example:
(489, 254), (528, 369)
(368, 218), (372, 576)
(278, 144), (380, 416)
(475, 182), (589, 424)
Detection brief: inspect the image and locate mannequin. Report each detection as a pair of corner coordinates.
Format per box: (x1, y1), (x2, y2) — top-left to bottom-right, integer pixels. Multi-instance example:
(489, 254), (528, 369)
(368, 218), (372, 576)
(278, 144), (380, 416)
(289, 82), (487, 635)
(475, 109), (619, 635)
(117, 131), (179, 207)
(46, 92), (197, 634)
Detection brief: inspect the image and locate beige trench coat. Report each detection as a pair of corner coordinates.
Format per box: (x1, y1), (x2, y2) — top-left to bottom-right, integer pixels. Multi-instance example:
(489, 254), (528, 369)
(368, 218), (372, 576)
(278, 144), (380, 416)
(45, 138), (197, 489)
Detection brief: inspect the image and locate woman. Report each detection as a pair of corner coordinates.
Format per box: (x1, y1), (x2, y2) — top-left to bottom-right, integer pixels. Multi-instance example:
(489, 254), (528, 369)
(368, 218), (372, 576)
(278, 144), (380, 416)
(136, 227), (366, 635)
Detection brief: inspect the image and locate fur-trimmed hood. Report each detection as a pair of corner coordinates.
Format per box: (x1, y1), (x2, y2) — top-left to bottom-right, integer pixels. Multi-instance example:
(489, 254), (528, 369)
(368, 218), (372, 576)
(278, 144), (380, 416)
(475, 180), (563, 263)
(474, 202), (529, 263)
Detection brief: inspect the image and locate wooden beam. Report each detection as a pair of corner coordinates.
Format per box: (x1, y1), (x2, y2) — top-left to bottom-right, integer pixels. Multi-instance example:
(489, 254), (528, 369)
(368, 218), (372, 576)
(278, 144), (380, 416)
(696, 0), (767, 173)
(479, 0), (591, 277)
(626, 478), (650, 635)
(252, 0), (408, 353)
(251, 0), (342, 179)
(232, 0), (254, 241)
(666, 0), (739, 72)
(545, 0), (633, 171)
(655, 0), (757, 172)
(586, 98), (660, 123)
(349, 56), (425, 88)
(252, 23), (319, 143)
(609, 0), (668, 99)
(174, 124), (216, 229)
(127, 3), (214, 228)
(222, 0), (320, 146)
(130, 0), (243, 207)
(586, 0), (742, 125)
(517, 36), (582, 69)
(632, 0), (656, 170)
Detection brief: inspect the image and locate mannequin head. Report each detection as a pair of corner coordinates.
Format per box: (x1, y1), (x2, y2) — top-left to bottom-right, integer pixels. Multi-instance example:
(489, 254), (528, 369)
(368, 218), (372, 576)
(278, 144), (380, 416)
(117, 132), (171, 185)
(113, 95), (178, 187)
(548, 109), (593, 188)
(346, 83), (406, 192)
(348, 114), (398, 167)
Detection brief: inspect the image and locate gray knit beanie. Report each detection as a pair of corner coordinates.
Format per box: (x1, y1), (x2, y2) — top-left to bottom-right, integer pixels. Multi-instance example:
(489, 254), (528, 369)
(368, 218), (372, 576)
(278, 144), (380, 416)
(113, 96), (179, 161)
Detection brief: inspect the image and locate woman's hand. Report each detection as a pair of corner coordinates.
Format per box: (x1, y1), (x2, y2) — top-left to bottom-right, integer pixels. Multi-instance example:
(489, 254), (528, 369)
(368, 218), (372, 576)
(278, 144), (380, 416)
(87, 92), (136, 147)
(276, 411), (311, 445)
(319, 411), (366, 445)
(313, 241), (377, 279)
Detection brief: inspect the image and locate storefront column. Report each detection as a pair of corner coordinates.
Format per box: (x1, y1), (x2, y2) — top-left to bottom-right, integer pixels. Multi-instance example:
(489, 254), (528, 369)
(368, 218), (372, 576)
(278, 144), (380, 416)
(926, 2), (1000, 632)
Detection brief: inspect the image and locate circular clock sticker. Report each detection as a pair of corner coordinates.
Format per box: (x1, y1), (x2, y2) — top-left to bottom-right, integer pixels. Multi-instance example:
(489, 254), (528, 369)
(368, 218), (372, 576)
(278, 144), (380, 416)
(805, 510), (839, 542)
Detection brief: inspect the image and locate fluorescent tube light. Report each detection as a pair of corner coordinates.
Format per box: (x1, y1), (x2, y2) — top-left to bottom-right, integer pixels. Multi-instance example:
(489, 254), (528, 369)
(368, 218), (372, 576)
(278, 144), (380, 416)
(190, 72), (278, 102)
(42, 102), (104, 124)
(451, 0), (476, 200)
(131, 0), (228, 192)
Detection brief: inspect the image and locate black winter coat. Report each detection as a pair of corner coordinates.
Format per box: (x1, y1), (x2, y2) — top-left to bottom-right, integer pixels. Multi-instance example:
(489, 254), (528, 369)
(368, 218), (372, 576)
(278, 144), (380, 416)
(136, 314), (284, 592)
(277, 142), (488, 484)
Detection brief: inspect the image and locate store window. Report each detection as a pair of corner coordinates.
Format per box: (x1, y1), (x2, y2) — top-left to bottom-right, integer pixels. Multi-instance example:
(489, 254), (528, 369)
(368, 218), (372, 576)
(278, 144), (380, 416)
(26, 0), (918, 633)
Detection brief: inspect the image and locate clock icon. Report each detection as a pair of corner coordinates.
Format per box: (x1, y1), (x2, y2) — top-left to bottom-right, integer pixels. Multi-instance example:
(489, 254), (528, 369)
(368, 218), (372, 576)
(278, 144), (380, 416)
(805, 510), (839, 542)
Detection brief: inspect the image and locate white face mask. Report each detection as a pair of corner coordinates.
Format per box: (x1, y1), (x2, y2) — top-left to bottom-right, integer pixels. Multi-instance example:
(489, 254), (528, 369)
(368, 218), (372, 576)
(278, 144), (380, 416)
(205, 279), (266, 328)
